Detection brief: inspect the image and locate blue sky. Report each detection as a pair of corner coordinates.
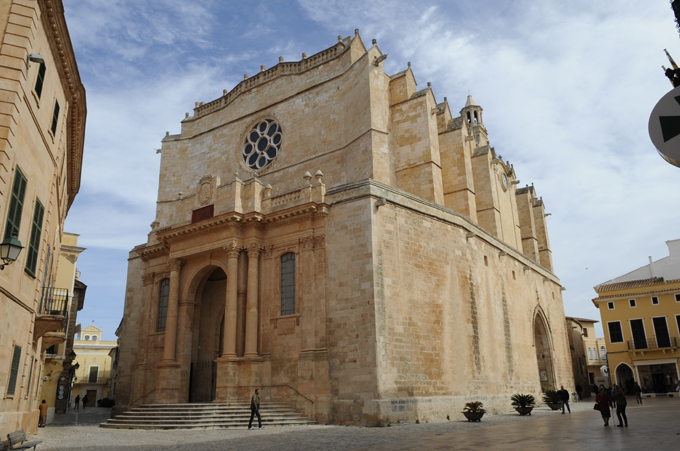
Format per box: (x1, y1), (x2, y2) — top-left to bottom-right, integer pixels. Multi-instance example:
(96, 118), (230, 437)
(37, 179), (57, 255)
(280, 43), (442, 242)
(62, 0), (680, 340)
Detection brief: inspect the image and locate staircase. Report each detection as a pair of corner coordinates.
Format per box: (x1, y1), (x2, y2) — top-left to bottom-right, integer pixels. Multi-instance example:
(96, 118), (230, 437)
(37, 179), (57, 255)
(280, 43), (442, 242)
(99, 403), (315, 429)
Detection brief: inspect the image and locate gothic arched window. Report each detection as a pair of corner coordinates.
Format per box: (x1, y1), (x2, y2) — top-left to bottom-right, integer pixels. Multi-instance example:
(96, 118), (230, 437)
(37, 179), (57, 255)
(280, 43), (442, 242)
(280, 253), (295, 316)
(157, 278), (170, 332)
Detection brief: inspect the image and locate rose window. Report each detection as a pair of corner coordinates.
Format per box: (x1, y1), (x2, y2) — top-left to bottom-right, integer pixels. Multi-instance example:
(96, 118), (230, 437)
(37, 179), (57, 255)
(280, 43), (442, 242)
(242, 119), (282, 170)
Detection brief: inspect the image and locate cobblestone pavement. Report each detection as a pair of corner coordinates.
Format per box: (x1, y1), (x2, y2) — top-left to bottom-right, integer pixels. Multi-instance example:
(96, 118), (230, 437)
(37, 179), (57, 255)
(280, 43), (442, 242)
(33, 396), (679, 450)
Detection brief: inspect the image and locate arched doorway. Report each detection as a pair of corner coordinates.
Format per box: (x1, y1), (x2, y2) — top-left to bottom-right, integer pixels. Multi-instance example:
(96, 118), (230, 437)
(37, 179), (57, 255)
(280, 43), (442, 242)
(616, 363), (635, 394)
(534, 313), (555, 392)
(189, 267), (227, 402)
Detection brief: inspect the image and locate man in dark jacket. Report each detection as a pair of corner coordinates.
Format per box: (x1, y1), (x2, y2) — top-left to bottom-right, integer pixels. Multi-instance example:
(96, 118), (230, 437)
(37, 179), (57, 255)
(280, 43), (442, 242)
(248, 389), (264, 429)
(559, 385), (571, 414)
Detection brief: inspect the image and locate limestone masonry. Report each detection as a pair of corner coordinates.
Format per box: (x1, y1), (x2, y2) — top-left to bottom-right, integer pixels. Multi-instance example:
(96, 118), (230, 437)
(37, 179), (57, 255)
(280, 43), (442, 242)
(117, 30), (572, 425)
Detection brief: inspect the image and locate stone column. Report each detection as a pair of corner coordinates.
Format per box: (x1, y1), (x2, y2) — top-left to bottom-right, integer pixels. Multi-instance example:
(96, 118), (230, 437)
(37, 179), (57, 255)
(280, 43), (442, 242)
(244, 244), (261, 357)
(223, 243), (240, 358)
(162, 259), (183, 362)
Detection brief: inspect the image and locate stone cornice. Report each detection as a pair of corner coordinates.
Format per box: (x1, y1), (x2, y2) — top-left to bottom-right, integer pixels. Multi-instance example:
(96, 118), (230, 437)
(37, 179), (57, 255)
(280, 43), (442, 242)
(40, 0), (87, 212)
(137, 243), (169, 262)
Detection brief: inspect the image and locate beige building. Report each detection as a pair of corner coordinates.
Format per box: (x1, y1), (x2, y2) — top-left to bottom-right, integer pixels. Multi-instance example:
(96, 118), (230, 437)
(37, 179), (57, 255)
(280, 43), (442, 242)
(0, 0), (85, 437)
(72, 325), (117, 407)
(564, 317), (592, 399)
(116, 31), (572, 425)
(38, 232), (86, 423)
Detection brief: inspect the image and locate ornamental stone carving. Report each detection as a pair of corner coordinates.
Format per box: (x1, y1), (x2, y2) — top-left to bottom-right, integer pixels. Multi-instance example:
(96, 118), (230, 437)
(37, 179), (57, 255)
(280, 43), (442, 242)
(224, 241), (241, 258)
(246, 243), (263, 257)
(300, 235), (314, 250)
(313, 234), (326, 249)
(197, 174), (215, 206)
(168, 258), (185, 272)
(142, 272), (155, 286)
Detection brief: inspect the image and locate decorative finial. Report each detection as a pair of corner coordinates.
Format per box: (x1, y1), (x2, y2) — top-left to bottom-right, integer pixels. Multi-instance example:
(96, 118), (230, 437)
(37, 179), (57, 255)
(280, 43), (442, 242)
(279, 56), (283, 63)
(185, 112), (189, 118)
(444, 97), (447, 102)
(260, 65), (265, 72)
(195, 102), (199, 107)
(372, 39), (377, 45)
(165, 131), (169, 136)
(223, 89), (227, 95)
(244, 74), (248, 80)
(427, 82), (431, 88)
(302, 52), (307, 59)
(303, 171), (312, 184)
(314, 170), (324, 182)
(355, 28), (359, 36)
(407, 62), (411, 67)
(338, 35), (343, 42)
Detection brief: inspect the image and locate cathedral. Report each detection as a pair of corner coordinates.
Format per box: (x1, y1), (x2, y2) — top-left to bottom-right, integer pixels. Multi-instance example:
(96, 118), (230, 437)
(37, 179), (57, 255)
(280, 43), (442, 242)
(116, 30), (573, 425)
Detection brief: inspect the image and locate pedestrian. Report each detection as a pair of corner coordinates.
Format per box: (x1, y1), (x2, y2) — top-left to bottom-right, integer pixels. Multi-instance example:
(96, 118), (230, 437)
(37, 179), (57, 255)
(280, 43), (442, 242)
(38, 400), (48, 427)
(559, 385), (571, 414)
(82, 394), (89, 409)
(634, 382), (642, 404)
(74, 394), (80, 410)
(592, 383), (599, 395)
(248, 388), (265, 430)
(613, 385), (628, 427)
(595, 387), (613, 427)
(604, 385), (616, 408)
(576, 384), (583, 401)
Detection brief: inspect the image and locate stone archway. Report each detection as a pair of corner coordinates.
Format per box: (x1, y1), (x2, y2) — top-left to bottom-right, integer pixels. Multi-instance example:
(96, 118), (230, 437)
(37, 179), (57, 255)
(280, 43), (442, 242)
(615, 363), (635, 394)
(189, 267), (227, 402)
(534, 312), (555, 392)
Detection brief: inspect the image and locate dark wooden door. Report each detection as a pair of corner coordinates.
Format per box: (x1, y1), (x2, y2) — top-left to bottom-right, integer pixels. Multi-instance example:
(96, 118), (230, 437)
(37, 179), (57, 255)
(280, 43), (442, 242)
(86, 390), (97, 407)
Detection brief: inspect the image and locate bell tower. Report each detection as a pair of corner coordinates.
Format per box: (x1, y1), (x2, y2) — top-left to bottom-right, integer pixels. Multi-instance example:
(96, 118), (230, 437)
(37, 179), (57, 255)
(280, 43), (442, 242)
(460, 95), (488, 147)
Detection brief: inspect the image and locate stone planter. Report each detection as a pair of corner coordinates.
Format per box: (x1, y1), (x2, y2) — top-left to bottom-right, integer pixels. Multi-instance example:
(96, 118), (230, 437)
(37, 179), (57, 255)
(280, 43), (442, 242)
(515, 406), (534, 416)
(547, 402), (562, 411)
(462, 411), (485, 422)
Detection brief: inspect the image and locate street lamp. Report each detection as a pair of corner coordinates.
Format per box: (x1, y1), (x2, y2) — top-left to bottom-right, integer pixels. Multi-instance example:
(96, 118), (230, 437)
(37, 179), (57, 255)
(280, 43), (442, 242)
(0, 234), (23, 270)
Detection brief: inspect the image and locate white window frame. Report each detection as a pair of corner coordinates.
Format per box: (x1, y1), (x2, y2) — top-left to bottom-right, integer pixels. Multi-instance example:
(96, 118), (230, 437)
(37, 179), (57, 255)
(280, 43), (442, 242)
(651, 316), (671, 348)
(607, 320), (624, 344)
(651, 296), (659, 305)
(675, 314), (680, 338)
(88, 365), (99, 383)
(600, 346), (607, 361)
(629, 299), (636, 308)
(628, 318), (648, 349)
(607, 301), (615, 310)
(588, 348), (592, 360)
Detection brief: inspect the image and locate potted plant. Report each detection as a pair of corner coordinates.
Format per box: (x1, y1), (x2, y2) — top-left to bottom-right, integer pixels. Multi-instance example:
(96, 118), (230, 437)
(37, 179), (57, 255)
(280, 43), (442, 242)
(542, 390), (562, 411)
(511, 394), (536, 415)
(462, 401), (486, 422)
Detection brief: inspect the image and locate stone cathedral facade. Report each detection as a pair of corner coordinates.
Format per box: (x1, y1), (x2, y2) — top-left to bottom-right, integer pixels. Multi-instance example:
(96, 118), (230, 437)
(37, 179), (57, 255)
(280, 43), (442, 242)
(116, 31), (573, 425)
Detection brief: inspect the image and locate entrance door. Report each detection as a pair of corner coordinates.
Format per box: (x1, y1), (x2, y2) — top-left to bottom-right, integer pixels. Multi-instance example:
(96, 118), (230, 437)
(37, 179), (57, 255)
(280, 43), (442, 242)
(534, 314), (555, 392)
(630, 319), (647, 349)
(86, 389), (97, 407)
(189, 360), (216, 402)
(652, 317), (671, 348)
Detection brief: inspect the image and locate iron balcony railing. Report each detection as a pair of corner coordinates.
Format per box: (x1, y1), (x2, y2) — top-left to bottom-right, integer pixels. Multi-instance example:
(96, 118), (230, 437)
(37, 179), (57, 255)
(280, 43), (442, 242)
(627, 337), (678, 351)
(39, 287), (70, 317)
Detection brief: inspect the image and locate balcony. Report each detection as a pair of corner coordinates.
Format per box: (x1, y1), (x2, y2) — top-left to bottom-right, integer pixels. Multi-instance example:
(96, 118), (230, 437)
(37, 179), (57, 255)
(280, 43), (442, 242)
(627, 337), (678, 352)
(34, 287), (70, 349)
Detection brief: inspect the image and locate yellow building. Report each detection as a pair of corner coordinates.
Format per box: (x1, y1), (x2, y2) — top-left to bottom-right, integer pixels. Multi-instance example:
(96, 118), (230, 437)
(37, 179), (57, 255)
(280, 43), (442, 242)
(38, 232), (85, 423)
(593, 239), (680, 395)
(0, 0), (85, 436)
(72, 325), (117, 407)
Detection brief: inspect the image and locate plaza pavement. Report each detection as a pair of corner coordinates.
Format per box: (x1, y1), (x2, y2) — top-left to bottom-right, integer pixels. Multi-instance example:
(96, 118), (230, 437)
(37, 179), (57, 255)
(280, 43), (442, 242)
(32, 396), (679, 450)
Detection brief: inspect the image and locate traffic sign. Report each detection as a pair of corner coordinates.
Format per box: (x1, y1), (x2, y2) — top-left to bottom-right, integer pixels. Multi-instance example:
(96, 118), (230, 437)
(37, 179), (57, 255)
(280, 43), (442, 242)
(649, 86), (680, 167)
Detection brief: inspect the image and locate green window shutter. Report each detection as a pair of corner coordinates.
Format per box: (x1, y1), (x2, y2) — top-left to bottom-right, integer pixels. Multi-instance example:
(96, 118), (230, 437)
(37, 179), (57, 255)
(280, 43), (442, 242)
(88, 366), (98, 383)
(25, 358), (34, 398)
(4, 168), (27, 240)
(50, 100), (60, 135)
(34, 63), (46, 99)
(24, 199), (44, 277)
(7, 345), (22, 396)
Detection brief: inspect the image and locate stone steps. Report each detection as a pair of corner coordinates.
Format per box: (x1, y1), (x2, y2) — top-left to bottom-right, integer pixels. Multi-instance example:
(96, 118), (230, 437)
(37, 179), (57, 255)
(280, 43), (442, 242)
(100, 403), (314, 429)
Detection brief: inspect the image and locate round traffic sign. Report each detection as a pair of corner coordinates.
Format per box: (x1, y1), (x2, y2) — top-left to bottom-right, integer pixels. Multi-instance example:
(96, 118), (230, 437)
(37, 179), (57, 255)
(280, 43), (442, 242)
(649, 86), (680, 167)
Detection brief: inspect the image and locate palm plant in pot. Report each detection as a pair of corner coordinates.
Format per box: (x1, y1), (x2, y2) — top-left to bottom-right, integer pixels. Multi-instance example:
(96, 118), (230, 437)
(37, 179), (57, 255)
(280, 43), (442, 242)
(542, 390), (562, 411)
(511, 394), (536, 416)
(462, 401), (486, 422)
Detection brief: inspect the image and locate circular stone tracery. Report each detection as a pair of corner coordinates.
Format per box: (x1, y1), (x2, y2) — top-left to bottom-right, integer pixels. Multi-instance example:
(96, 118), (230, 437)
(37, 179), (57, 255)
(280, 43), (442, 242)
(242, 119), (282, 170)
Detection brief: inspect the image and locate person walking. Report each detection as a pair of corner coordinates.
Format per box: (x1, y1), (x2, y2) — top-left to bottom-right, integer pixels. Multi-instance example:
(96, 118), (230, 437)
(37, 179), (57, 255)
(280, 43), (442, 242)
(595, 387), (613, 426)
(559, 385), (571, 414)
(634, 382), (642, 404)
(613, 385), (628, 427)
(82, 394), (89, 409)
(248, 389), (265, 430)
(38, 400), (48, 427)
(74, 394), (80, 410)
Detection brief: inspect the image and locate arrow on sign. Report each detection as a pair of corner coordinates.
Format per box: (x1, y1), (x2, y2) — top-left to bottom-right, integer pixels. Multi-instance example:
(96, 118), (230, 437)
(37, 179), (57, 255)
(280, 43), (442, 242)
(660, 95), (680, 142)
